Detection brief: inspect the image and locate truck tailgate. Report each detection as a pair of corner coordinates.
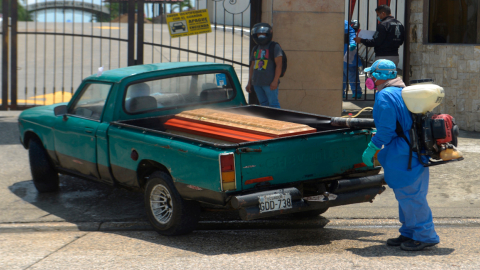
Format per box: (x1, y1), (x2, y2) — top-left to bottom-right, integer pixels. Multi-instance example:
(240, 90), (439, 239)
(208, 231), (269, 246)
(239, 130), (372, 190)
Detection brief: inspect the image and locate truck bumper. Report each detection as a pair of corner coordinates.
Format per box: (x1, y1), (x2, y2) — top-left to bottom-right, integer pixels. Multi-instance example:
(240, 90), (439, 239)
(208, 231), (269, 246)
(231, 174), (386, 221)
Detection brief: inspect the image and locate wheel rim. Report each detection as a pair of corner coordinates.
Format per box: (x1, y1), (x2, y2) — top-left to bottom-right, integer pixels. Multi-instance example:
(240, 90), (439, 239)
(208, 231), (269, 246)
(150, 184), (173, 224)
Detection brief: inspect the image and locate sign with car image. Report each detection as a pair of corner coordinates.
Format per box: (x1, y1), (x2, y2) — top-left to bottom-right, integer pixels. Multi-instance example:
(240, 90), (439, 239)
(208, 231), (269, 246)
(166, 9), (212, 38)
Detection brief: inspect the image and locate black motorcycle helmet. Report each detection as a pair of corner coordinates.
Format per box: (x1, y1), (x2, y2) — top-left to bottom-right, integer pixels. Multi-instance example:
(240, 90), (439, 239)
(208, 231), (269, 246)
(251, 23), (273, 46)
(350, 20), (360, 32)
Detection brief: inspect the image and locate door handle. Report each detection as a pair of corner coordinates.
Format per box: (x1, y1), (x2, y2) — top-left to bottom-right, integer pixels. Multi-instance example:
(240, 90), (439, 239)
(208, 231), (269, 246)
(85, 127), (94, 133)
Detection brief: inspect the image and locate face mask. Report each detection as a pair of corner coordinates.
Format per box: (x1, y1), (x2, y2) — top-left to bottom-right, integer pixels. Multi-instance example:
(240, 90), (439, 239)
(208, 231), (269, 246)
(366, 77), (376, 90)
(377, 16), (382, 22)
(258, 35), (266, 39)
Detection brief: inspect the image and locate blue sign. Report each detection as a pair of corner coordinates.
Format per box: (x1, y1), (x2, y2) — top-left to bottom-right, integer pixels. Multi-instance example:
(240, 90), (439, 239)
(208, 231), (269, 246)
(216, 73), (227, 86)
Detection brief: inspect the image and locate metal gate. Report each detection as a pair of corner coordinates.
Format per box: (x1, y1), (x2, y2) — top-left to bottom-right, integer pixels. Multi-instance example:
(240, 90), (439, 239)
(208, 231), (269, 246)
(0, 0), (260, 110)
(344, 0), (408, 101)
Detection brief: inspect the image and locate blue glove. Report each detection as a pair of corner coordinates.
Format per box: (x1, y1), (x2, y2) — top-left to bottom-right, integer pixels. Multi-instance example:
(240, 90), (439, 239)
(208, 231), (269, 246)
(362, 141), (381, 166)
(349, 43), (357, 51)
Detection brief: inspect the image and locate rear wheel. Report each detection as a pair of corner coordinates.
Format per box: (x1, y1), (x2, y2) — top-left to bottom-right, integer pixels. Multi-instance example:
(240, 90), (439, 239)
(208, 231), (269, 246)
(144, 171), (200, 236)
(28, 138), (59, 193)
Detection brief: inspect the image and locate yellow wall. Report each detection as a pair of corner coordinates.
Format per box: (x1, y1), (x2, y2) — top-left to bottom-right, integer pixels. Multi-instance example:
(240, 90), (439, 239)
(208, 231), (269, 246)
(262, 0), (345, 117)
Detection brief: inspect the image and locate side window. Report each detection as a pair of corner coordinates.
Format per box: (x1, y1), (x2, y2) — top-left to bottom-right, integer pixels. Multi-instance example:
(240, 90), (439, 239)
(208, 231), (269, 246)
(69, 83), (111, 120)
(124, 73), (235, 113)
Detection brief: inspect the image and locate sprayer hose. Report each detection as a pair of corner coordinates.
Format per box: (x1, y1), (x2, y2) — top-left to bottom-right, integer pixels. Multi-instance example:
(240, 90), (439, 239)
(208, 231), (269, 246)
(341, 107), (373, 118)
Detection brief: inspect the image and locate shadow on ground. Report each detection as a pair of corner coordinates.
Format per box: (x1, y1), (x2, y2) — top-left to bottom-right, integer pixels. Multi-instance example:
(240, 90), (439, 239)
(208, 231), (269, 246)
(0, 122), (21, 145)
(347, 244), (454, 257)
(105, 229), (453, 257)
(8, 177), (455, 257)
(9, 177), (147, 223)
(8, 176), (323, 223)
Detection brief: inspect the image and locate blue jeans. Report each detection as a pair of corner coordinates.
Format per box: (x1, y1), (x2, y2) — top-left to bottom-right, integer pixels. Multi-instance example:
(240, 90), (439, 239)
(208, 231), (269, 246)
(343, 64), (362, 96)
(253, 85), (281, 108)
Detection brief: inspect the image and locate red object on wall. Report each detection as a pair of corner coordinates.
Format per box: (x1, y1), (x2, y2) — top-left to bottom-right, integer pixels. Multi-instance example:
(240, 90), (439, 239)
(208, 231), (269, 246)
(349, 0), (357, 19)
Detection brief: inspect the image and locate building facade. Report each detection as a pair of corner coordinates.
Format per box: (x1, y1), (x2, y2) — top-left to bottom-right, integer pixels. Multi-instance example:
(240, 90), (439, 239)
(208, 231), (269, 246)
(409, 0), (480, 131)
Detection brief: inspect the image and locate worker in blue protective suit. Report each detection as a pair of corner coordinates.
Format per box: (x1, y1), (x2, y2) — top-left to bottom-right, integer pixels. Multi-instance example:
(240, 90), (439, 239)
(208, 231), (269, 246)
(344, 20), (363, 99)
(362, 59), (440, 251)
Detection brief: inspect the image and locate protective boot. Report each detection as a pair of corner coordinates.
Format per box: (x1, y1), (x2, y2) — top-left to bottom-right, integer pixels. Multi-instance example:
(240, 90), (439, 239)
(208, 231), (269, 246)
(400, 240), (438, 251)
(386, 235), (412, 246)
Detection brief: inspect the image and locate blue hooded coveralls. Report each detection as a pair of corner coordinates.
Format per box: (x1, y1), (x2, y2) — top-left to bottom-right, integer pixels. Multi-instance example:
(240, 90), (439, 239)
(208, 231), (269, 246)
(371, 86), (440, 244)
(344, 20), (362, 97)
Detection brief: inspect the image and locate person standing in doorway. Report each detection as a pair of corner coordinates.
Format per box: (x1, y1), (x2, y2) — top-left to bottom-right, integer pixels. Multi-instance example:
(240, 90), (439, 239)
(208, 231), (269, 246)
(354, 5), (405, 67)
(344, 20), (363, 99)
(245, 23), (283, 108)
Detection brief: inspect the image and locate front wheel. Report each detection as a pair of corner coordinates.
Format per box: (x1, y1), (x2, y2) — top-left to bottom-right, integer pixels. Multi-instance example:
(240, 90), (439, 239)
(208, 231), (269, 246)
(144, 171), (200, 236)
(28, 138), (59, 193)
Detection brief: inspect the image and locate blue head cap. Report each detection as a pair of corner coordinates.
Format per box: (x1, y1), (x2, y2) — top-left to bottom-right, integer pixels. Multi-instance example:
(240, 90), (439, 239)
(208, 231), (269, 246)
(364, 59), (397, 80)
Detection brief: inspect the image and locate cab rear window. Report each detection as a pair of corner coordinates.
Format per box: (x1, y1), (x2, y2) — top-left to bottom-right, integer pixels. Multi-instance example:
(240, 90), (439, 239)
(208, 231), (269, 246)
(124, 73), (235, 114)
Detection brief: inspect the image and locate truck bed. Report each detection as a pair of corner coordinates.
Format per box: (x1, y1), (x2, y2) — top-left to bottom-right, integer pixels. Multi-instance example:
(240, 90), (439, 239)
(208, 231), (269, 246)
(116, 105), (355, 147)
(113, 105), (378, 192)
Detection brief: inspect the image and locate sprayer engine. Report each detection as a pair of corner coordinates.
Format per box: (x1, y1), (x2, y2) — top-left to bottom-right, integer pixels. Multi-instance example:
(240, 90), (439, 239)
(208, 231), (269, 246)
(417, 113), (460, 160)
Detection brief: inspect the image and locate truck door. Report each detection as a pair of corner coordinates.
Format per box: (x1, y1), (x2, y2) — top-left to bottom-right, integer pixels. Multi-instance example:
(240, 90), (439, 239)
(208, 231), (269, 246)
(53, 83), (112, 179)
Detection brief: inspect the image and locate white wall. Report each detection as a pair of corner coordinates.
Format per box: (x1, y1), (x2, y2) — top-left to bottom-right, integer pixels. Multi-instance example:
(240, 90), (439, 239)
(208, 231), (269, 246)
(199, 0), (251, 28)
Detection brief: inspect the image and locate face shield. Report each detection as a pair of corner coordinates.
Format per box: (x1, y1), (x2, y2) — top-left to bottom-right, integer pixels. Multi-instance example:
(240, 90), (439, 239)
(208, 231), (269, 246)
(251, 23), (273, 45)
(252, 25), (271, 35)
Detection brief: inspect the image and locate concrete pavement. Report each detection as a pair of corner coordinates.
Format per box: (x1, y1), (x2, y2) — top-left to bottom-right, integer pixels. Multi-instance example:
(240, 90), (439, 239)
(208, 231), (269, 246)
(1, 109), (480, 268)
(1, 227), (479, 269)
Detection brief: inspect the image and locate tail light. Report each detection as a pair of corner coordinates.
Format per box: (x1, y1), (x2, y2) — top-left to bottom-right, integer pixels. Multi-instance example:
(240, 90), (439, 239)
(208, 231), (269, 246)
(219, 153), (236, 191)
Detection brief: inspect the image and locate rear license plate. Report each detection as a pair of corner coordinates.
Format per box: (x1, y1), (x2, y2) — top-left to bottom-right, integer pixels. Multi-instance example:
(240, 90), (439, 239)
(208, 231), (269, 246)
(258, 193), (292, 213)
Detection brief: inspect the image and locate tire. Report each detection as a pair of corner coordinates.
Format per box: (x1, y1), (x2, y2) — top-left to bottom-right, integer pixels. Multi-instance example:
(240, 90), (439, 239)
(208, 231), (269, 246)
(292, 208), (329, 219)
(28, 138), (59, 193)
(144, 171), (201, 236)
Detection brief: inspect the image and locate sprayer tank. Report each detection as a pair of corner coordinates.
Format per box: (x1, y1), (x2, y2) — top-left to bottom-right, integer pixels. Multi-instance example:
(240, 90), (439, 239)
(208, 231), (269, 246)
(401, 83), (445, 114)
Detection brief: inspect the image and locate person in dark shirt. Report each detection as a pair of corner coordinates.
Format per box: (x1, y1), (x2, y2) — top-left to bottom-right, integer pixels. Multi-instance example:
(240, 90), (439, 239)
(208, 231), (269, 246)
(354, 5), (405, 67)
(246, 23), (283, 108)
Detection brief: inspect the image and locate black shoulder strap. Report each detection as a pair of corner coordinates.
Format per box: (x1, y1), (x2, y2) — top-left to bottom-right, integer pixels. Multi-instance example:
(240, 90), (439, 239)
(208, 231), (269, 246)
(268, 42), (277, 61)
(396, 120), (413, 171)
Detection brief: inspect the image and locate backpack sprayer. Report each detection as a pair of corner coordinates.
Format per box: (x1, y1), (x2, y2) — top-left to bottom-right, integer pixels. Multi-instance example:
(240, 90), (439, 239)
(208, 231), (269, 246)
(399, 80), (463, 167)
(330, 80), (464, 168)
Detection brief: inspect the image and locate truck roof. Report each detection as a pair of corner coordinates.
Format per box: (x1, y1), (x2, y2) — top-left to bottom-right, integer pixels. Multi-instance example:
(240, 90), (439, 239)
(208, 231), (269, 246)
(85, 62), (229, 83)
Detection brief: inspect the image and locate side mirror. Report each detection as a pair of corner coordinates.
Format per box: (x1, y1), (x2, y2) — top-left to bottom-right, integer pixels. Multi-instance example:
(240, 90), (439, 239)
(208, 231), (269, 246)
(54, 105), (67, 117)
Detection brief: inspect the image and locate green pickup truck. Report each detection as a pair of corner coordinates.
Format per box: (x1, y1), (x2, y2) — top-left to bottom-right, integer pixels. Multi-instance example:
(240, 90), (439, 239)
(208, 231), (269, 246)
(19, 62), (385, 235)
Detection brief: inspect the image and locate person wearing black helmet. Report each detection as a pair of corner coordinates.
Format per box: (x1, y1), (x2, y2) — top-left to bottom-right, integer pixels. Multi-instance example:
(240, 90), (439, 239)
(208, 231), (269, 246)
(246, 23), (283, 108)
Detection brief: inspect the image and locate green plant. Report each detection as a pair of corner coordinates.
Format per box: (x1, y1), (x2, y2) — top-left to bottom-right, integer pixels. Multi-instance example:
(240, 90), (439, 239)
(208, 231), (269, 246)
(0, 0), (33, 21)
(171, 0), (194, 13)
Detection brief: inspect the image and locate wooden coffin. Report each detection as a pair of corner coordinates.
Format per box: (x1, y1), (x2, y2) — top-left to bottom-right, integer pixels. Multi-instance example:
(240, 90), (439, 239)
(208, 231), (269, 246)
(164, 108), (316, 143)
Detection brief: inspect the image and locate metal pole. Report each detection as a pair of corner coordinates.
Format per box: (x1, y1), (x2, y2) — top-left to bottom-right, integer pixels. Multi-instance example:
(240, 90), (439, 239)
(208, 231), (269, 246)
(248, 0), (261, 105)
(346, 0), (351, 101)
(24, 2), (28, 106)
(128, 0), (136, 66)
(44, 7), (47, 105)
(137, 0), (145, 65)
(403, 0), (411, 85)
(11, 0), (18, 109)
(2, 0), (9, 109)
(354, 0), (362, 100)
